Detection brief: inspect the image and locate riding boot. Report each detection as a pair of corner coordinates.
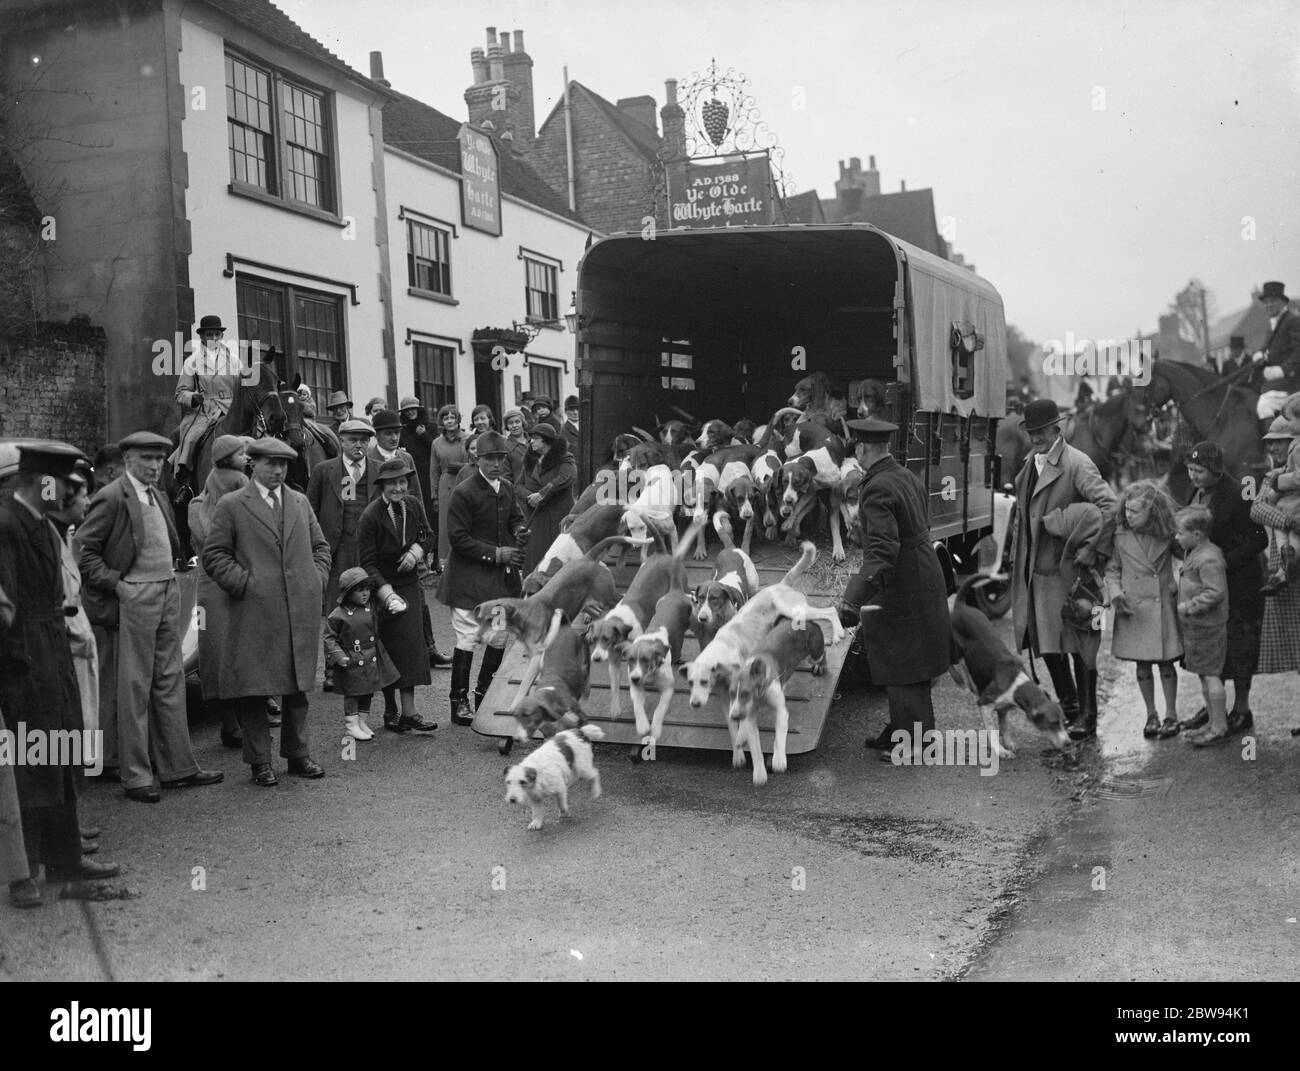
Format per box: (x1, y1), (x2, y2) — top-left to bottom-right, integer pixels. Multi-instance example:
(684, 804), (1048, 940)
(1043, 653), (1081, 734)
(474, 645), (506, 712)
(422, 601), (453, 668)
(449, 649), (475, 725)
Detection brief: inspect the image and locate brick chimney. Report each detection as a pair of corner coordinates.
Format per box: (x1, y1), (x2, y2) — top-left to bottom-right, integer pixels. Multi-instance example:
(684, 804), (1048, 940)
(660, 79), (685, 159)
(368, 51), (391, 88)
(501, 29), (535, 144)
(864, 154), (880, 196)
(617, 95), (658, 135)
(465, 28), (521, 141)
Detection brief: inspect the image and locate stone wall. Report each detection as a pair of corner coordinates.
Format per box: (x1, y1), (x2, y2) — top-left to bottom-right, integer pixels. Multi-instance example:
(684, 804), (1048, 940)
(0, 317), (107, 455)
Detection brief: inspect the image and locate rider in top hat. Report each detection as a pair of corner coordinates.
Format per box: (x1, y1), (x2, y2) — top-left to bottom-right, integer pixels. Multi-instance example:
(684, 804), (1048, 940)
(1220, 335), (1251, 378)
(1252, 281), (1300, 420)
(171, 314), (247, 486)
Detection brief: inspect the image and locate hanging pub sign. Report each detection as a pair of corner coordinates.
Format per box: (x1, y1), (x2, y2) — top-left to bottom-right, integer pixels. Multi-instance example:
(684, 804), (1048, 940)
(459, 123), (501, 236)
(666, 152), (774, 229)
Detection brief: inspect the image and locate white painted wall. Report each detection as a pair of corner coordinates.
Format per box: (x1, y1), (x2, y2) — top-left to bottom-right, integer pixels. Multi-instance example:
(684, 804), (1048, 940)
(178, 15), (388, 402)
(385, 149), (588, 419)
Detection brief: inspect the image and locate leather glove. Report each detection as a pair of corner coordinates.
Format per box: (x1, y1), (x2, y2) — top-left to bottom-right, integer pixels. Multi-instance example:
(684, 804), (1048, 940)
(397, 551), (417, 573)
(191, 392), (204, 408)
(837, 602), (862, 630)
(496, 546), (524, 567)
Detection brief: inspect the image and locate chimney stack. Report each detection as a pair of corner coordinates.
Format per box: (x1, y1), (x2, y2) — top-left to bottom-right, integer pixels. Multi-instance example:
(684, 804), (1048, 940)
(500, 27), (535, 144)
(900, 179), (906, 192)
(466, 27), (527, 146)
(369, 50), (391, 88)
(487, 43), (505, 82)
(863, 155), (880, 196)
(470, 46), (486, 84)
(660, 78), (685, 159)
(617, 95), (658, 135)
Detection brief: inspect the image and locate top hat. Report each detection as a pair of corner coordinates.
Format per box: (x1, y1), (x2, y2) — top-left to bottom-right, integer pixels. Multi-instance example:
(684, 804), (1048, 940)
(336, 566), (373, 606)
(371, 409), (402, 431)
(1229, 335), (1245, 348)
(1022, 398), (1063, 433)
(844, 417), (898, 443)
(398, 396), (420, 412)
(1260, 281), (1289, 303)
(245, 437), (298, 460)
(119, 430), (174, 453)
(375, 457), (415, 482)
(198, 314), (225, 333)
(326, 390), (352, 409)
(475, 430), (511, 456)
(1186, 441), (1225, 475)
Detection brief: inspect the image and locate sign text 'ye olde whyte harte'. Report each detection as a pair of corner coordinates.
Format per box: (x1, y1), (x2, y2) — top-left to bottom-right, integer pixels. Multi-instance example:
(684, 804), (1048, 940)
(460, 124), (501, 236)
(667, 154), (773, 229)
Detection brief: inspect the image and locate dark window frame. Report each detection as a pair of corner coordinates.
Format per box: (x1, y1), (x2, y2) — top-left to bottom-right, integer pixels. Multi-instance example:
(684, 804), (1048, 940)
(413, 340), (458, 415)
(406, 218), (454, 297)
(523, 255), (560, 324)
(528, 359), (562, 406)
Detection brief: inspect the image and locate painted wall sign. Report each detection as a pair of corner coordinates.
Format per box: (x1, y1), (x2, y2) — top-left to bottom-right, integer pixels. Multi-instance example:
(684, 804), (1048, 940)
(666, 152), (773, 228)
(459, 124), (501, 236)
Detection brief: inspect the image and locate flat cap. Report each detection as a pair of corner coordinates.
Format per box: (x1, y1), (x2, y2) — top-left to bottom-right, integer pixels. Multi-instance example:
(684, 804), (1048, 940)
(17, 439), (87, 478)
(843, 417), (898, 442)
(337, 418), (375, 438)
(211, 434), (248, 465)
(245, 437), (298, 460)
(118, 430), (173, 452)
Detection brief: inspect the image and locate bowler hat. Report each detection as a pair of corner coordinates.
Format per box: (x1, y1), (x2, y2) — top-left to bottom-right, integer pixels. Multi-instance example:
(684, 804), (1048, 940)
(844, 417), (898, 443)
(564, 395), (579, 411)
(16, 439), (86, 478)
(119, 430), (173, 453)
(1229, 336), (1245, 348)
(475, 430), (510, 456)
(337, 418), (375, 438)
(245, 437), (298, 460)
(1186, 441), (1224, 475)
(337, 566), (372, 606)
(371, 410), (402, 431)
(1260, 281), (1289, 303)
(528, 422), (559, 443)
(327, 390), (352, 409)
(1262, 417), (1295, 441)
(375, 457), (415, 482)
(212, 434), (247, 465)
(198, 314), (225, 333)
(1022, 398), (1062, 433)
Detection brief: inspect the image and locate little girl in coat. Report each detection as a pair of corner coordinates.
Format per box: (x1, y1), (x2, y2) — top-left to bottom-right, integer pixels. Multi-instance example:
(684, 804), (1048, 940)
(1173, 505), (1231, 746)
(1106, 480), (1184, 738)
(324, 567), (400, 740)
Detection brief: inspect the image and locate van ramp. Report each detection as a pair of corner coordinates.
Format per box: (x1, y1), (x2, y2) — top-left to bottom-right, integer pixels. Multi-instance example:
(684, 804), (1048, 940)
(471, 541), (849, 754)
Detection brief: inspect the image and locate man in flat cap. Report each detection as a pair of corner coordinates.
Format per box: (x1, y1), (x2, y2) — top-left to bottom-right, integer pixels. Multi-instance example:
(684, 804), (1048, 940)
(203, 437), (332, 785)
(437, 430), (528, 724)
(2, 442), (121, 906)
(1252, 282), (1300, 422)
(1011, 398), (1117, 739)
(838, 419), (952, 761)
(75, 432), (222, 802)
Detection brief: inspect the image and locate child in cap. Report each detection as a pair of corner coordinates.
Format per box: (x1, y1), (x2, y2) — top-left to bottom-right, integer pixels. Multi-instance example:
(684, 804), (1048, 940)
(1259, 399), (1300, 593)
(324, 567), (400, 740)
(1173, 505), (1231, 746)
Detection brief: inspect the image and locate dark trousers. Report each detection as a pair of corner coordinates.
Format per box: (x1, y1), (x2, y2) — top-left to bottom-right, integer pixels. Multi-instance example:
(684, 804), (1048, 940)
(235, 692), (309, 766)
(21, 801), (81, 877)
(885, 682), (935, 735)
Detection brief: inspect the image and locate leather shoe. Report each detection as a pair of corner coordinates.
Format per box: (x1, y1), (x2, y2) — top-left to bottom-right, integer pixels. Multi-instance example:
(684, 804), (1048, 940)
(161, 769), (224, 788)
(1178, 708), (1209, 731)
(81, 838), (98, 855)
(8, 879), (41, 908)
(251, 763), (278, 787)
(50, 857), (121, 881)
(450, 697), (475, 726)
(125, 786), (161, 803)
(864, 725), (895, 750)
(429, 648), (453, 669)
(1226, 709), (1253, 733)
(287, 757), (325, 779)
(398, 713), (439, 732)
(80, 824), (101, 840)
(220, 729), (243, 749)
(384, 711), (408, 733)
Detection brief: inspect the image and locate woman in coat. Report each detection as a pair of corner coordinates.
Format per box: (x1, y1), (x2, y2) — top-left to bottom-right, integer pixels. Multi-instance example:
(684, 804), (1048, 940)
(187, 435), (248, 746)
(428, 405), (469, 569)
(519, 422), (576, 574)
(502, 408), (529, 486)
(358, 458), (437, 732)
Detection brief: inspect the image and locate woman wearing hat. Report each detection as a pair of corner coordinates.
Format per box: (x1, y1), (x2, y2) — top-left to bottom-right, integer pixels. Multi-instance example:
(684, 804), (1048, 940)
(1257, 399), (1300, 593)
(171, 314), (246, 483)
(188, 435), (251, 747)
(1251, 419), (1300, 705)
(1182, 440), (1268, 734)
(519, 421), (576, 574)
(358, 458), (437, 732)
(429, 405), (470, 568)
(502, 409), (529, 484)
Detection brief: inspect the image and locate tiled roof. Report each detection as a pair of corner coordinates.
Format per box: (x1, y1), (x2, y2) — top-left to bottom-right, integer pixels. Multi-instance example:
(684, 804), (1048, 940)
(537, 81), (664, 164)
(783, 190), (825, 224)
(825, 188), (944, 256)
(383, 93), (587, 224)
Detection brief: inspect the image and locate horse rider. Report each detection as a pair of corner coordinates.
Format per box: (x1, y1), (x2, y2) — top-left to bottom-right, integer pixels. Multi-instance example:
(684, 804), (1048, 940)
(1251, 281), (1300, 425)
(1220, 335), (1251, 379)
(1074, 379), (1096, 414)
(171, 314), (246, 493)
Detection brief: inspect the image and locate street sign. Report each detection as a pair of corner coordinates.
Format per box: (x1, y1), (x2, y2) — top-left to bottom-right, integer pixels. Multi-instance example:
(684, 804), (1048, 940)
(459, 123), (501, 236)
(666, 152), (774, 229)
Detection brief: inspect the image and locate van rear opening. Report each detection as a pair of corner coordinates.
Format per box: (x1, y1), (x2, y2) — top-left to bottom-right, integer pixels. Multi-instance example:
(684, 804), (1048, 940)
(575, 226), (904, 464)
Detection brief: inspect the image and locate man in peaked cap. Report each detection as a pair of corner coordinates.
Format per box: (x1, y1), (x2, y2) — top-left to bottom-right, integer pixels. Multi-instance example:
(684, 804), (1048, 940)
(75, 431), (223, 802)
(2, 441), (123, 906)
(202, 436), (332, 786)
(837, 419), (953, 761)
(1010, 399), (1117, 740)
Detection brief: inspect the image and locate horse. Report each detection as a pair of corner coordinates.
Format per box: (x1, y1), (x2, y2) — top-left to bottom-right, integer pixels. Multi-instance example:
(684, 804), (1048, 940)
(256, 375), (336, 492)
(1143, 358), (1265, 502)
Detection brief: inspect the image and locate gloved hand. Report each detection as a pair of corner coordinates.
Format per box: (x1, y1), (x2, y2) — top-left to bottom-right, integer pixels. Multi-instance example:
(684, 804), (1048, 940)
(1111, 592), (1134, 616)
(496, 546), (524, 567)
(384, 593), (407, 614)
(191, 392), (204, 408)
(1263, 365), (1285, 382)
(837, 602), (862, 630)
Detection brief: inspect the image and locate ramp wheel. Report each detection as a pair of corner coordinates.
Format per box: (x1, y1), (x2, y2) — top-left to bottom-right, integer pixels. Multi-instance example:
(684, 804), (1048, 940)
(498, 737), (514, 756)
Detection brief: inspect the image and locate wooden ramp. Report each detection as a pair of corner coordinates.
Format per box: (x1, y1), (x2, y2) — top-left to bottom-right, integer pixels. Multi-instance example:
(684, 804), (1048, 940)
(471, 542), (848, 755)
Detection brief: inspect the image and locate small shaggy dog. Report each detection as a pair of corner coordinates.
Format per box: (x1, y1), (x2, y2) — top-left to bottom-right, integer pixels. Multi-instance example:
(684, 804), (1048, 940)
(503, 724), (605, 831)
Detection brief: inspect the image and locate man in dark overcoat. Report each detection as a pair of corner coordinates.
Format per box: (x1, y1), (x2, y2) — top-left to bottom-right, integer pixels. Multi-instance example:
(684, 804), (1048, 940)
(203, 437), (332, 786)
(1, 442), (121, 907)
(75, 430), (222, 802)
(1251, 281), (1300, 422)
(437, 430), (527, 724)
(1183, 441), (1268, 734)
(837, 418), (951, 759)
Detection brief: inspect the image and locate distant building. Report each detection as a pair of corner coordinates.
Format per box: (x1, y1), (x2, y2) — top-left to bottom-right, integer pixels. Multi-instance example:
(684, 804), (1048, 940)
(819, 155), (960, 262)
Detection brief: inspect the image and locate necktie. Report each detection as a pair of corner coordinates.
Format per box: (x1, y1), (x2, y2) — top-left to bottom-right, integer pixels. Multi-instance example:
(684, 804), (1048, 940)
(145, 486), (157, 508)
(269, 490), (281, 520)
